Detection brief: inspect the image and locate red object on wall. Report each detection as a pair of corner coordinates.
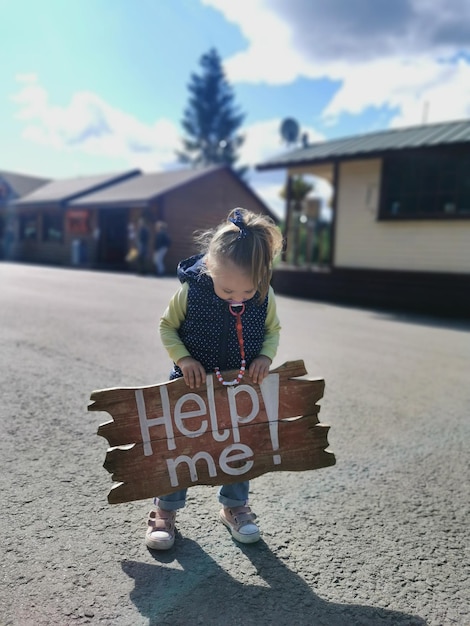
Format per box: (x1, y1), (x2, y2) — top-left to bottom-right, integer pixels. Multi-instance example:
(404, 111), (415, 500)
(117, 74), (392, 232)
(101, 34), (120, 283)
(67, 210), (90, 235)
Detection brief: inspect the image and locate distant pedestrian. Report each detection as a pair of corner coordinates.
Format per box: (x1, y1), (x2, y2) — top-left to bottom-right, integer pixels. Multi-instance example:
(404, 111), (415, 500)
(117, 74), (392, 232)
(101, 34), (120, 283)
(153, 221), (171, 276)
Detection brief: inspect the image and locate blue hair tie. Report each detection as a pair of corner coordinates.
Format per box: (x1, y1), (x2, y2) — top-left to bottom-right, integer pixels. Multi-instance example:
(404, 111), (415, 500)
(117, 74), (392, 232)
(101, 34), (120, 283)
(229, 209), (249, 239)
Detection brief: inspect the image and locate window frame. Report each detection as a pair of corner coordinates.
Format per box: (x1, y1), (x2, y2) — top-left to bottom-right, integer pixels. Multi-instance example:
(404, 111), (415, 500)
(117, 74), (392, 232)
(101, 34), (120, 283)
(19, 214), (39, 241)
(378, 146), (470, 221)
(42, 211), (64, 243)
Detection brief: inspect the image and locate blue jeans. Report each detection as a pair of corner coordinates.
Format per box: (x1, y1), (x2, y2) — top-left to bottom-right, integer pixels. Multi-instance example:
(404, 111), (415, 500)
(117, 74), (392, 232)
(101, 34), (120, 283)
(156, 481), (249, 511)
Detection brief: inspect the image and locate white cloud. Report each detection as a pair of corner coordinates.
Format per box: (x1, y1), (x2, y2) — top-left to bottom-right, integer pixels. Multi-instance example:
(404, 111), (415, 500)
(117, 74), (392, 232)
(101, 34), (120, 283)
(388, 57), (470, 126)
(12, 77), (318, 176)
(11, 76), (310, 217)
(11, 76), (182, 171)
(15, 72), (40, 84)
(249, 170), (286, 219)
(204, 0), (470, 75)
(203, 0), (470, 126)
(239, 118), (326, 218)
(321, 55), (470, 126)
(239, 118), (324, 167)
(202, 0), (328, 85)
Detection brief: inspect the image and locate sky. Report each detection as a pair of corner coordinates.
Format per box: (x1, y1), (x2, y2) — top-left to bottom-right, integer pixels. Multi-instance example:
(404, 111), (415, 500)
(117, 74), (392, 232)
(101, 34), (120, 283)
(2, 0), (470, 217)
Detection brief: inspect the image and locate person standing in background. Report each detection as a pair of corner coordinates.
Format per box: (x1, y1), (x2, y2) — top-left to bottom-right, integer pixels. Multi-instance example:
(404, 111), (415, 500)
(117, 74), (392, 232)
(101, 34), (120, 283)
(153, 221), (171, 276)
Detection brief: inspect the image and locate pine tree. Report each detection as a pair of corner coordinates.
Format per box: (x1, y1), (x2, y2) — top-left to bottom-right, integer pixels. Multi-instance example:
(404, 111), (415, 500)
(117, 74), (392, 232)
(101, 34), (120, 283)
(177, 49), (246, 175)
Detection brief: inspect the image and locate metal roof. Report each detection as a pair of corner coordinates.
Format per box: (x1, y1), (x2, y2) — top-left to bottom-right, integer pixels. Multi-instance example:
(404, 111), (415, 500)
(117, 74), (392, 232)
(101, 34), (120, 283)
(15, 169), (140, 206)
(256, 119), (470, 170)
(69, 166), (223, 208)
(0, 170), (50, 199)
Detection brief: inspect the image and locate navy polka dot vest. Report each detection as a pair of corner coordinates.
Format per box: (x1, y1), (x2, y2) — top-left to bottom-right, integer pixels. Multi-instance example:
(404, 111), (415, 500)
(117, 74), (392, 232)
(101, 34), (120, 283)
(169, 254), (268, 380)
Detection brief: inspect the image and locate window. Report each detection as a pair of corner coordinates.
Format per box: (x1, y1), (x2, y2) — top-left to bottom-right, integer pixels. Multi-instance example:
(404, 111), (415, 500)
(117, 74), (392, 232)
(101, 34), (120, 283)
(19, 215), (38, 240)
(380, 148), (470, 220)
(42, 213), (64, 242)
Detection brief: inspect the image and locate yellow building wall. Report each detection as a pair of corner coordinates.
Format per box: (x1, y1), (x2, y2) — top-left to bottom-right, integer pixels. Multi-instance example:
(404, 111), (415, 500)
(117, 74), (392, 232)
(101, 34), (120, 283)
(334, 159), (470, 273)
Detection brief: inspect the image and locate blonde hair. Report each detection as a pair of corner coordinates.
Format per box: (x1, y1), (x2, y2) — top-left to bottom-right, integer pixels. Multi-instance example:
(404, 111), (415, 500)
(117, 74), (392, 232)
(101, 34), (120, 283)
(197, 208), (283, 303)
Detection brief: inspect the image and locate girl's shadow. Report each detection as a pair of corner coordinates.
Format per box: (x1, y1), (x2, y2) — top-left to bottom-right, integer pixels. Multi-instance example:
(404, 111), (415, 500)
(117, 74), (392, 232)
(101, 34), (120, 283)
(122, 538), (427, 626)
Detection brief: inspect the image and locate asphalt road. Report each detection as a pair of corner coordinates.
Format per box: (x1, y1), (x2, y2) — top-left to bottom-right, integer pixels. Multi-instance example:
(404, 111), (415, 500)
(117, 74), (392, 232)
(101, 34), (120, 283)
(1, 262), (469, 626)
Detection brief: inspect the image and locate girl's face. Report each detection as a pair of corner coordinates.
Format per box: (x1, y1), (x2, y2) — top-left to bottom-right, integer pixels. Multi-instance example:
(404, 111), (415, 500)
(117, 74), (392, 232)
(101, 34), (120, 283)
(207, 257), (256, 304)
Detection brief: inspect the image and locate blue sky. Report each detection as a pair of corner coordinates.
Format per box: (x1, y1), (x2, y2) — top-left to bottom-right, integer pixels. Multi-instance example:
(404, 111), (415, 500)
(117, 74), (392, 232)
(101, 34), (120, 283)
(2, 0), (470, 216)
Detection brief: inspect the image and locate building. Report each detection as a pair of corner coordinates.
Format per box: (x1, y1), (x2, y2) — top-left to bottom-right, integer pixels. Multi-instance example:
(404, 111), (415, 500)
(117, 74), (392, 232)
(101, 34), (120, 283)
(257, 119), (470, 317)
(12, 169), (141, 267)
(0, 170), (50, 260)
(69, 165), (277, 273)
(12, 165), (276, 273)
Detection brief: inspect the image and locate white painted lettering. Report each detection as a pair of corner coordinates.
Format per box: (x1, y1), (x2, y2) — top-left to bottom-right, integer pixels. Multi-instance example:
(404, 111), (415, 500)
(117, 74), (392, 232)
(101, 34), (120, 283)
(174, 393), (208, 438)
(219, 444), (254, 475)
(136, 387), (175, 456)
(166, 451), (217, 487)
(206, 374), (230, 442)
(260, 374), (282, 465)
(227, 385), (259, 443)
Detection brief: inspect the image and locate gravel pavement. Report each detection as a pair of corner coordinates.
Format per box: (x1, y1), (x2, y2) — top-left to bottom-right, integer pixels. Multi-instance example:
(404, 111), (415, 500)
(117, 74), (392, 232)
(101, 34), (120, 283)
(1, 262), (469, 626)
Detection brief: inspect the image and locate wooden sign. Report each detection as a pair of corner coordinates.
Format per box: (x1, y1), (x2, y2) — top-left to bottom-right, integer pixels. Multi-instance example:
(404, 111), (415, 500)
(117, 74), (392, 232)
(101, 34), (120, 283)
(88, 360), (335, 504)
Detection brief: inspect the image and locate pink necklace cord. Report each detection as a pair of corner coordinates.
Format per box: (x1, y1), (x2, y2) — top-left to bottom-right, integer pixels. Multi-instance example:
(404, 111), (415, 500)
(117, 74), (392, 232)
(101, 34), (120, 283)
(214, 304), (246, 386)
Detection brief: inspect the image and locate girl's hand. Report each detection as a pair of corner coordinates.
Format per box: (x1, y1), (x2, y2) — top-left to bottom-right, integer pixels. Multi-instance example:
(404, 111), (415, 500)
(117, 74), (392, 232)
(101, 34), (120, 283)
(177, 357), (206, 389)
(248, 356), (272, 385)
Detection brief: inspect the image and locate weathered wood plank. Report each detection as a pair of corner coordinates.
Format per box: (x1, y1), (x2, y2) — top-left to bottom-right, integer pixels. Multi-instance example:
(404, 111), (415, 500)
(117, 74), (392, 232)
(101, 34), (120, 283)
(88, 360), (335, 504)
(94, 376), (324, 447)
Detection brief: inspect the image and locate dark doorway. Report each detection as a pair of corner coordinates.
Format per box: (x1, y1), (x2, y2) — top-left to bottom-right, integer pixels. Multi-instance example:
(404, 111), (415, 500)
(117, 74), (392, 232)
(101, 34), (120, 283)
(97, 208), (129, 269)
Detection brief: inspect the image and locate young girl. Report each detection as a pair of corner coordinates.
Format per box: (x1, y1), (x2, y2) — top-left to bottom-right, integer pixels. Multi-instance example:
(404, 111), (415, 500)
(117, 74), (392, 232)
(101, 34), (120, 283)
(146, 207), (283, 550)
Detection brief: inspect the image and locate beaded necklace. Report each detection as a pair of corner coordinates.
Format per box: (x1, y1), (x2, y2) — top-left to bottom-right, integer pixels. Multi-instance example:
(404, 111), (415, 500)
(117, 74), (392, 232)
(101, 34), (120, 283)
(214, 303), (246, 386)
